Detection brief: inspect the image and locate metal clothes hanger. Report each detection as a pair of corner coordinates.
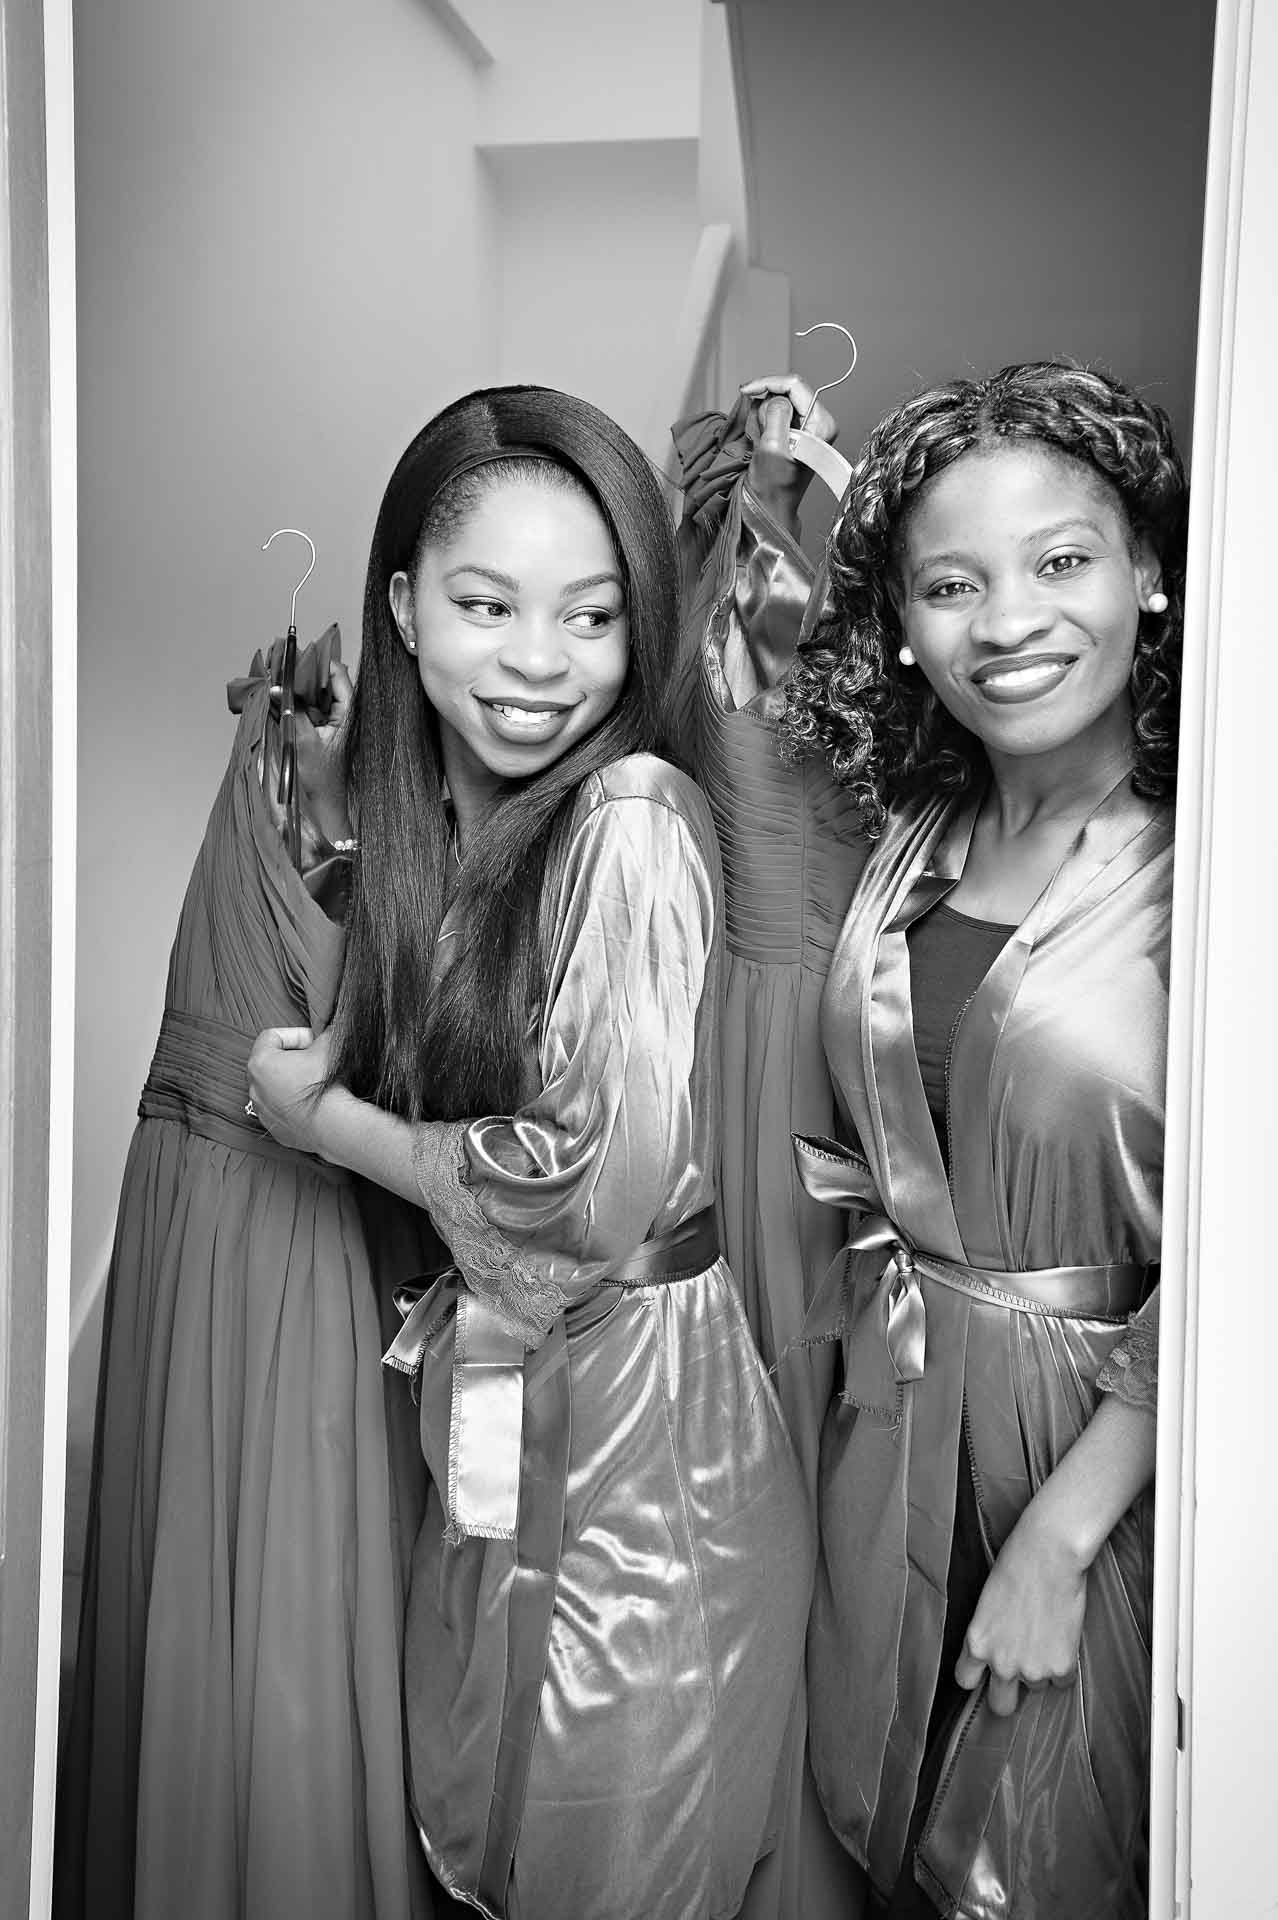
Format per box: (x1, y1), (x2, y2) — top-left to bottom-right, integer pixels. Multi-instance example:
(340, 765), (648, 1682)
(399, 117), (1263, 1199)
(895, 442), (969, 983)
(785, 321), (857, 499)
(262, 526), (316, 868)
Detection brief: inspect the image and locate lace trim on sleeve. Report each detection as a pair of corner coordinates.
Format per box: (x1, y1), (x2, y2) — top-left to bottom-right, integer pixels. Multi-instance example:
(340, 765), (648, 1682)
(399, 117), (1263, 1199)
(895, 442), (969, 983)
(411, 1121), (568, 1346)
(1097, 1311), (1159, 1413)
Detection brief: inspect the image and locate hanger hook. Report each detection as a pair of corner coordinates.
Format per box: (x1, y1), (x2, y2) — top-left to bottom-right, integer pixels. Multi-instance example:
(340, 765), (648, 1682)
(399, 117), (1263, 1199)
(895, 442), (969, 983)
(261, 527), (316, 631)
(794, 322), (859, 430)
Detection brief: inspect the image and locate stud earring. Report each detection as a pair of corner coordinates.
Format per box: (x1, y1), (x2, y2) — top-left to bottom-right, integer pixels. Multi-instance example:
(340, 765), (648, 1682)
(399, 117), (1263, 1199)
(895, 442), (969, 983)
(1146, 591), (1168, 615)
(898, 645), (916, 667)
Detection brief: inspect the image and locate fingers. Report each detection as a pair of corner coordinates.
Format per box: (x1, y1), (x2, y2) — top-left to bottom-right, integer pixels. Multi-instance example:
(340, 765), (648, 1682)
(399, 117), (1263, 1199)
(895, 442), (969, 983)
(986, 1674), (1022, 1718)
(757, 394), (797, 454)
(276, 1026), (317, 1050)
(255, 1025), (316, 1052)
(740, 372), (817, 413)
(954, 1647), (986, 1693)
(956, 1648), (1020, 1718)
(327, 659), (353, 720)
(739, 372), (839, 449)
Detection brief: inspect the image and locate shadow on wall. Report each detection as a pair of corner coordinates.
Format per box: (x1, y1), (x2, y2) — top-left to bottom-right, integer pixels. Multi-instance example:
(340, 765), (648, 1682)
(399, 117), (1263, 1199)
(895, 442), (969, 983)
(727, 0), (1215, 550)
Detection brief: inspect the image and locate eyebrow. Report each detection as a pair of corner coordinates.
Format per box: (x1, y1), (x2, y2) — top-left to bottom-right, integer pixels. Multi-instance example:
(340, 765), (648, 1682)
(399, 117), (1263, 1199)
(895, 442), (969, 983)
(442, 564), (520, 591)
(443, 564), (624, 598)
(911, 517), (1110, 576)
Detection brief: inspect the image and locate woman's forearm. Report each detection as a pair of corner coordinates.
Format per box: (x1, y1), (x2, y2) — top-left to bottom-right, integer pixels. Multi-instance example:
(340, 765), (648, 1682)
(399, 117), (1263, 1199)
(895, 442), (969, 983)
(313, 1083), (429, 1205)
(1024, 1390), (1157, 1570)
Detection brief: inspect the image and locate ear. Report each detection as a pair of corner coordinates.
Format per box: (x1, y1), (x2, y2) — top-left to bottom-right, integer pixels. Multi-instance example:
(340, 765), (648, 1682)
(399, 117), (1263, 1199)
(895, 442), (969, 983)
(1133, 534), (1163, 609)
(388, 570), (417, 654)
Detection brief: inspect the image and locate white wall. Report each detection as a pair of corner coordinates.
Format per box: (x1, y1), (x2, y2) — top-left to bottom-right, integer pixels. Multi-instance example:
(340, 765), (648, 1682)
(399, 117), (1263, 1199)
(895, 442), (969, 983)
(71, 0), (498, 1337)
(489, 138), (701, 447)
(464, 0), (701, 146)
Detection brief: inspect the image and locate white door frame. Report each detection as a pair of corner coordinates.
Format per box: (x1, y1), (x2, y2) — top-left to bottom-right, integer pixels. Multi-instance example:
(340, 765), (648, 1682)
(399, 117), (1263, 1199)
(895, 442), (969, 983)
(18, 0), (1278, 1912)
(1150, 0), (1278, 1912)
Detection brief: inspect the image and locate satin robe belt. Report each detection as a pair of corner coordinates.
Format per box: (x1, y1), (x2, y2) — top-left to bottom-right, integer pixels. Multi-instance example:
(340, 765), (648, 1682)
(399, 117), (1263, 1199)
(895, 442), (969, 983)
(384, 1208), (721, 1916)
(793, 1135), (1145, 1412)
(138, 1006), (350, 1182)
(382, 1205), (722, 1541)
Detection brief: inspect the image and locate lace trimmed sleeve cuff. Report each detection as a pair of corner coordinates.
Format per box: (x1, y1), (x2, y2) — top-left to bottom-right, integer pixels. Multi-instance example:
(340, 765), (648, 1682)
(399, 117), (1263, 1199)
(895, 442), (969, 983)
(411, 1120), (568, 1347)
(1097, 1294), (1159, 1414)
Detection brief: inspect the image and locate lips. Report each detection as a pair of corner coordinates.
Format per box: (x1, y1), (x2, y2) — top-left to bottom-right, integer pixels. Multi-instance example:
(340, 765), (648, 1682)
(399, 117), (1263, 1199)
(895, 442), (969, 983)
(971, 655), (1075, 704)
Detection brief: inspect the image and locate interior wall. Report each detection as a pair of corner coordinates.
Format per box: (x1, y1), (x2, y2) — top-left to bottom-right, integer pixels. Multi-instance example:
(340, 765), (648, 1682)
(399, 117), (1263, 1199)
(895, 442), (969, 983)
(71, 0), (497, 1346)
(489, 138), (701, 447)
(465, 0), (701, 145)
(68, 0), (713, 1444)
(730, 0), (1215, 541)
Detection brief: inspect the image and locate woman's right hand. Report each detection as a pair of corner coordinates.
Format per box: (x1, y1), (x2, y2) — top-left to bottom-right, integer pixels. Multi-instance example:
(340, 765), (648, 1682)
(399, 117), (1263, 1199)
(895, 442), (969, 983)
(294, 657), (354, 848)
(738, 373), (840, 529)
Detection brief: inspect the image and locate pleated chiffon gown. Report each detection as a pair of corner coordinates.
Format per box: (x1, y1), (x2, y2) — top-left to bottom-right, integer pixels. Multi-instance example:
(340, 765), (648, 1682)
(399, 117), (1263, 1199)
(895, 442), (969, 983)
(55, 634), (433, 1920)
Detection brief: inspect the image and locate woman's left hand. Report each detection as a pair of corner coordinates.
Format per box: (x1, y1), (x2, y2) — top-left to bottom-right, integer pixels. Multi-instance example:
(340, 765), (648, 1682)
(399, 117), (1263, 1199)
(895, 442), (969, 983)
(247, 1024), (334, 1155)
(954, 1506), (1089, 1718)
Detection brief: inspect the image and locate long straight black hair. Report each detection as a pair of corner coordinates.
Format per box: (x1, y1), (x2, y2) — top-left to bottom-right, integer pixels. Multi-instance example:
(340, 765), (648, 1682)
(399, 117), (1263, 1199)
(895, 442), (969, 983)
(328, 385), (678, 1121)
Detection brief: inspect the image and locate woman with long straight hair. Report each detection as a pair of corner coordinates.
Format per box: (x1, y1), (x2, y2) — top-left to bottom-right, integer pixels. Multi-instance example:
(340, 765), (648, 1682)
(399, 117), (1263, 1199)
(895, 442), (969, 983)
(249, 385), (813, 1920)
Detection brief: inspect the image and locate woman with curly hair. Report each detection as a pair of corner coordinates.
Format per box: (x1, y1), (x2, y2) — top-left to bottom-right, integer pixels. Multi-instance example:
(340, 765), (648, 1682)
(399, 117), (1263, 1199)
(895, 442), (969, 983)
(714, 359), (1184, 1918)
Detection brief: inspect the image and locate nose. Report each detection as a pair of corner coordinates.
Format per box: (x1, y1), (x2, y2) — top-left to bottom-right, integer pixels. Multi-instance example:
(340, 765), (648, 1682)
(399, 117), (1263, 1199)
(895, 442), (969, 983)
(496, 615), (571, 682)
(968, 574), (1051, 651)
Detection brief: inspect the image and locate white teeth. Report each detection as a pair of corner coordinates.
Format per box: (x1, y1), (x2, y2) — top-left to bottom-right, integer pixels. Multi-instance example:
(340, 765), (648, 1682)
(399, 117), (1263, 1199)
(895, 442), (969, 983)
(982, 661), (1066, 687)
(489, 703), (560, 727)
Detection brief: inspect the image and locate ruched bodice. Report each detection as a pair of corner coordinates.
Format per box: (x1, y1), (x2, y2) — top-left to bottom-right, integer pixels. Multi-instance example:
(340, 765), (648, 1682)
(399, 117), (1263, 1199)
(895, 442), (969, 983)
(162, 641), (345, 1041)
(697, 668), (864, 969)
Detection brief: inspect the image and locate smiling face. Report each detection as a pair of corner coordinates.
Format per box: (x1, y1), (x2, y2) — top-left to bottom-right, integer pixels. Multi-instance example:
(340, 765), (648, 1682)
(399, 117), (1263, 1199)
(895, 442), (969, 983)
(895, 443), (1163, 782)
(389, 473), (629, 822)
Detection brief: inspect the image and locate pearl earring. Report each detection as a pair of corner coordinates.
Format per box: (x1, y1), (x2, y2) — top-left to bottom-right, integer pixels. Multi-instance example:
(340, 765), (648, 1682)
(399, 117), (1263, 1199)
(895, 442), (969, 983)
(1146, 591), (1168, 615)
(898, 645), (916, 667)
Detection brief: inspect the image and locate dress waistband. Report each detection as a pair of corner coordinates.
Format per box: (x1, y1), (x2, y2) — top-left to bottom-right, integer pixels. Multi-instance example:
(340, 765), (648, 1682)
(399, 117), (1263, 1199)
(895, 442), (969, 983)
(139, 1006), (347, 1181)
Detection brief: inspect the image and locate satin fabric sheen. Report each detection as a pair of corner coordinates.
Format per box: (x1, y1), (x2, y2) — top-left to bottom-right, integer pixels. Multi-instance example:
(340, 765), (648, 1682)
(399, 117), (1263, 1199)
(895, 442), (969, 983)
(808, 780), (1170, 1919)
(399, 757), (814, 1920)
(673, 407), (871, 1920)
(55, 637), (435, 1920)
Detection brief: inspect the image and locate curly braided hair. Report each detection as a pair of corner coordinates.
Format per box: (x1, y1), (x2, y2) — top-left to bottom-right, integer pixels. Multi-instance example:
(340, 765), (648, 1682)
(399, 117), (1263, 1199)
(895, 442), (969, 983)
(778, 361), (1188, 834)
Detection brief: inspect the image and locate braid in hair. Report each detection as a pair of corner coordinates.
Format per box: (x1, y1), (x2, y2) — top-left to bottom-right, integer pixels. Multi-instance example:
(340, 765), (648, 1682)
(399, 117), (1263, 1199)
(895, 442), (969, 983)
(779, 360), (1188, 831)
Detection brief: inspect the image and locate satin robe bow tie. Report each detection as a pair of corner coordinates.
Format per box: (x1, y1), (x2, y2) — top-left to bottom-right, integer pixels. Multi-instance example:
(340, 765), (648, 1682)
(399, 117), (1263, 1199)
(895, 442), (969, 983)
(792, 1133), (1150, 1422)
(844, 1214), (927, 1384)
(791, 1134), (923, 1416)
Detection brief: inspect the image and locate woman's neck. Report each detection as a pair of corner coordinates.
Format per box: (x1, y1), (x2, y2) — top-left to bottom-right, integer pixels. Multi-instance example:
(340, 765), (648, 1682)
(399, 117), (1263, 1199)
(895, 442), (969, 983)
(982, 710), (1134, 839)
(440, 743), (503, 859)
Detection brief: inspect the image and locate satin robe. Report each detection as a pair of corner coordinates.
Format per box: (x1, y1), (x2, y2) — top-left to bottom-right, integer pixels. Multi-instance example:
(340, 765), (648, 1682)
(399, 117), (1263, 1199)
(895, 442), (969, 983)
(392, 755), (814, 1920)
(807, 778), (1169, 1919)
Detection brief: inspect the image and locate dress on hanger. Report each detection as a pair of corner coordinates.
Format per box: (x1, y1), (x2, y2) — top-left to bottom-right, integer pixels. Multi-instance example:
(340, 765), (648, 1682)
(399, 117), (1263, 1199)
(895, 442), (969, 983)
(672, 402), (869, 1920)
(55, 631), (436, 1920)
(672, 398), (868, 1483)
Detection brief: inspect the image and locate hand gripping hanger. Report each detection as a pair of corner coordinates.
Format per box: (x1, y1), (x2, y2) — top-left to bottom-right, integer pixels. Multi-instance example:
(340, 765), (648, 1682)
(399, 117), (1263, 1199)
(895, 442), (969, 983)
(785, 321), (857, 500)
(262, 526), (316, 869)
